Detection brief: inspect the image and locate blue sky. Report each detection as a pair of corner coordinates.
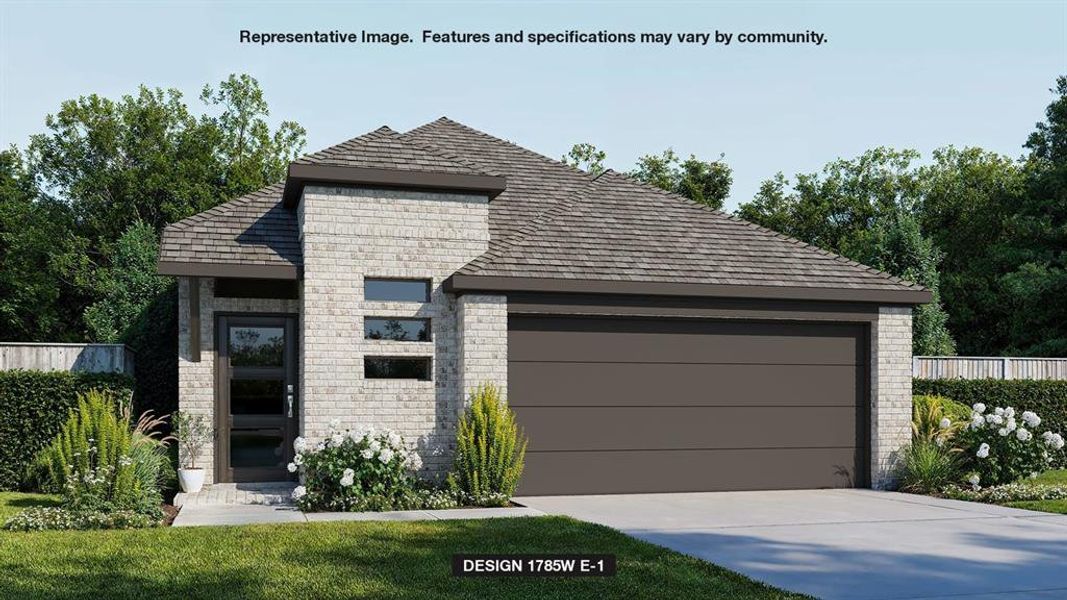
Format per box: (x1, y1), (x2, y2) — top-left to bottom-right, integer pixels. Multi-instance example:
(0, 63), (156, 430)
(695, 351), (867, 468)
(1, 1), (1063, 209)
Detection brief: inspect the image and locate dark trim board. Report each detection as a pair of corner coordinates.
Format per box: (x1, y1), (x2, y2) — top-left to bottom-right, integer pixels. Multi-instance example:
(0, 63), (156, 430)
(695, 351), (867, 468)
(447, 274), (932, 304)
(283, 163), (507, 207)
(158, 261), (301, 280)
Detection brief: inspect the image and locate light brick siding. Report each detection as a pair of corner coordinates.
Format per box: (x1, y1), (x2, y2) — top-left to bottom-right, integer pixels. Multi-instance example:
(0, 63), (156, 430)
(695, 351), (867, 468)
(299, 185), (499, 478)
(870, 305), (913, 489)
(177, 277), (300, 484)
(457, 294), (509, 404)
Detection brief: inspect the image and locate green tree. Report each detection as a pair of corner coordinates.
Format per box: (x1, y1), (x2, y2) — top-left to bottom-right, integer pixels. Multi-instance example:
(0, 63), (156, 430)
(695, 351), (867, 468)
(83, 222), (169, 343)
(736, 148), (956, 354)
(562, 143), (606, 174)
(0, 148), (87, 341)
(631, 149), (732, 210)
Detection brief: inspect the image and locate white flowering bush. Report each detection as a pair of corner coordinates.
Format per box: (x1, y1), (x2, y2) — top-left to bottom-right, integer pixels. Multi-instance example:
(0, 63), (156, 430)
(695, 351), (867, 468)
(941, 482), (1067, 504)
(289, 421), (456, 512)
(957, 403), (1065, 487)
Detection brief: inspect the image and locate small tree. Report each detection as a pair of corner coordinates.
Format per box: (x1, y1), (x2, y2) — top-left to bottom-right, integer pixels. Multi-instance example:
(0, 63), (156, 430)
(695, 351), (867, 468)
(448, 383), (528, 506)
(172, 411), (211, 469)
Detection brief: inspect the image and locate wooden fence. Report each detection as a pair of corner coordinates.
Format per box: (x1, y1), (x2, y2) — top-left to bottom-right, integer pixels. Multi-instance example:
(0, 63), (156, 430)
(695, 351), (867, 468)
(0, 343), (134, 375)
(914, 356), (1067, 381)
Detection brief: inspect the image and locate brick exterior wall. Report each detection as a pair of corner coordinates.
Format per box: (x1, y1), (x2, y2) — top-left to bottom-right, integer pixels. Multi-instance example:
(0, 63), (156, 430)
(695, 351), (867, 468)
(177, 277), (300, 484)
(299, 185), (501, 478)
(457, 294), (509, 404)
(870, 305), (914, 489)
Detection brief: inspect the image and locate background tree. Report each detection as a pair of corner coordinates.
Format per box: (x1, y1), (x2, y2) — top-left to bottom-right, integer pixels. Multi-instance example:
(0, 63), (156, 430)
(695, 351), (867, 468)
(631, 149), (733, 210)
(562, 143), (606, 175)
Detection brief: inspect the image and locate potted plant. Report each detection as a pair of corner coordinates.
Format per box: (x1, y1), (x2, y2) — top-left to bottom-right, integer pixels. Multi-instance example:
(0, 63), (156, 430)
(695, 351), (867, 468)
(173, 410), (211, 493)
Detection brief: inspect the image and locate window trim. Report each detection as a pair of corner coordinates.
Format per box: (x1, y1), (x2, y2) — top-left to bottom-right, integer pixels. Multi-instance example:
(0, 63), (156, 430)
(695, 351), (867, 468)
(364, 317), (432, 342)
(364, 356), (433, 381)
(364, 278), (431, 303)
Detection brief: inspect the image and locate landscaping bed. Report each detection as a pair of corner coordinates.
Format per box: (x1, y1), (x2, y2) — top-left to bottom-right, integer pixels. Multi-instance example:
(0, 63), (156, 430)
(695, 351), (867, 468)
(0, 515), (809, 600)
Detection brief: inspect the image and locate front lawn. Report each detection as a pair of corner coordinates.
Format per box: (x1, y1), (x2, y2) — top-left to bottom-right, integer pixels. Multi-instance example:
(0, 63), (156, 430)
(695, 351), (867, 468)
(0, 515), (807, 600)
(1005, 469), (1067, 514)
(0, 492), (61, 522)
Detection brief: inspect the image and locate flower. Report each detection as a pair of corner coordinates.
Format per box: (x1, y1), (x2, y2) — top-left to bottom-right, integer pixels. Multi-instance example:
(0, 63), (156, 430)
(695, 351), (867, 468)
(1016, 428), (1032, 442)
(291, 485), (307, 500)
(994, 407), (1005, 416)
(388, 431), (402, 448)
(970, 414), (985, 429)
(1045, 433), (1066, 450)
(935, 437), (945, 447)
(361, 448), (375, 460)
(1005, 418), (1017, 433)
(1004, 407), (1015, 419)
(293, 453), (304, 466)
(293, 437), (308, 453)
(329, 418), (342, 432)
(405, 451), (423, 471)
(287, 462), (298, 473)
(369, 439), (381, 453)
(348, 429), (366, 443)
(939, 417), (952, 430)
(330, 432), (345, 447)
(379, 448), (395, 463)
(977, 443), (990, 459)
(968, 473), (980, 486)
(998, 428), (1009, 437)
(973, 403), (986, 414)
(1022, 411), (1041, 428)
(340, 468), (355, 487)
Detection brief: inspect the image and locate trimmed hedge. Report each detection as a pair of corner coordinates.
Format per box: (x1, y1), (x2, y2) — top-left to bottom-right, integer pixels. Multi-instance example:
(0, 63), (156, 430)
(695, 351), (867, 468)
(914, 378), (1067, 442)
(0, 370), (134, 490)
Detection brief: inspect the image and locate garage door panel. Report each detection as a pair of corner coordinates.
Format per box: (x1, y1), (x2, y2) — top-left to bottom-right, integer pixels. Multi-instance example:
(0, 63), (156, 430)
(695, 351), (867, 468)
(509, 317), (862, 365)
(514, 406), (856, 452)
(517, 448), (858, 496)
(509, 363), (858, 407)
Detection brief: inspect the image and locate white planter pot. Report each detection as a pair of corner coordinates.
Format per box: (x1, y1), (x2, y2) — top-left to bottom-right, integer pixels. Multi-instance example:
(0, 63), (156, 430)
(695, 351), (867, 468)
(178, 468), (205, 493)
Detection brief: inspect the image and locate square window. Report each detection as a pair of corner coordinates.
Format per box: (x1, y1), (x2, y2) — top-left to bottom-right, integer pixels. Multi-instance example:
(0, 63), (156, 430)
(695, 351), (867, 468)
(364, 357), (432, 380)
(365, 318), (430, 342)
(365, 278), (430, 302)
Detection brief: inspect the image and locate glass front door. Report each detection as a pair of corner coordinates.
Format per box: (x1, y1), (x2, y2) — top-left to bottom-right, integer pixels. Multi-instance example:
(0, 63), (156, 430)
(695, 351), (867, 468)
(217, 315), (297, 482)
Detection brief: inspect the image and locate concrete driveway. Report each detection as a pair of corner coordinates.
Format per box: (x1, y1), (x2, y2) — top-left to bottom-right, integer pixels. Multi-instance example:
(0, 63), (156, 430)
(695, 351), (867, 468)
(516, 489), (1067, 600)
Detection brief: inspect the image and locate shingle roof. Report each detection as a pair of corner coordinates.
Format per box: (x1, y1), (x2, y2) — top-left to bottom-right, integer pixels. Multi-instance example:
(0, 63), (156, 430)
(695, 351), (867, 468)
(159, 182), (300, 271)
(159, 117), (926, 299)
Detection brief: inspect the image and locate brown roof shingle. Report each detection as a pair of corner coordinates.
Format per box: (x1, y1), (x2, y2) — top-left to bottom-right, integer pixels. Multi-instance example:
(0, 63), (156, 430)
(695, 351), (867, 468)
(160, 117), (926, 299)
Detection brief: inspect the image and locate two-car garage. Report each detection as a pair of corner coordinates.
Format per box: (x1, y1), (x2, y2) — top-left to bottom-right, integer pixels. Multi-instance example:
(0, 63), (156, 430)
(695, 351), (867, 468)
(509, 314), (869, 496)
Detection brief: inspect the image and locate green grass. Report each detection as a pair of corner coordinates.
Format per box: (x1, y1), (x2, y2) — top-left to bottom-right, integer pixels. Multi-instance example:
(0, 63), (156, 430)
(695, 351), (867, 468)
(1004, 469), (1067, 514)
(0, 511), (807, 600)
(0, 492), (61, 522)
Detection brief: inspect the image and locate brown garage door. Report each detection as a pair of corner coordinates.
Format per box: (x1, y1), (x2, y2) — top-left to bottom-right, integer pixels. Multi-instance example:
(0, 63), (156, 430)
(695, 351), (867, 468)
(509, 315), (868, 495)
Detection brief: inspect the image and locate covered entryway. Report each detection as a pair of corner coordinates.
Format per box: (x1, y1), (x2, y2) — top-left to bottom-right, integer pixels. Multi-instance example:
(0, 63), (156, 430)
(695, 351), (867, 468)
(508, 315), (868, 495)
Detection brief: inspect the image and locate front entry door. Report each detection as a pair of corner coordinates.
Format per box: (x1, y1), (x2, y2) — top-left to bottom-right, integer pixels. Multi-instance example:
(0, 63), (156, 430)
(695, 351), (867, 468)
(216, 315), (298, 483)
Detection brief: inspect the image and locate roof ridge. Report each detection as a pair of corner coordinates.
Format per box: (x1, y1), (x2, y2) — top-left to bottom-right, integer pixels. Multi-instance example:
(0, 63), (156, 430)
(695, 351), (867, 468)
(461, 176), (596, 274)
(594, 170), (924, 290)
(407, 117), (597, 181)
(395, 130), (501, 177)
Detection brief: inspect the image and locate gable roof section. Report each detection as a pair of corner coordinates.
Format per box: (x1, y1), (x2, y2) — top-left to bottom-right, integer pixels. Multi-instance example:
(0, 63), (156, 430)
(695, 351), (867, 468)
(158, 182), (301, 279)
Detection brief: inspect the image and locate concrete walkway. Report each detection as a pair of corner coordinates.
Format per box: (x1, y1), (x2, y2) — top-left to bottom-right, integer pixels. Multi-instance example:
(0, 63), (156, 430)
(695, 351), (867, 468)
(516, 489), (1067, 600)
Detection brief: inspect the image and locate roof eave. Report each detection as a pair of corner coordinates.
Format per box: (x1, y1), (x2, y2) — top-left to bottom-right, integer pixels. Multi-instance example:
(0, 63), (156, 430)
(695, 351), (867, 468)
(282, 163), (507, 207)
(444, 274), (933, 305)
(157, 260), (301, 280)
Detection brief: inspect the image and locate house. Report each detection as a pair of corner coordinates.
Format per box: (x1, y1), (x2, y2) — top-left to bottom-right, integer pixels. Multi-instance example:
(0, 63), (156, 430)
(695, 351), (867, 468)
(158, 118), (930, 495)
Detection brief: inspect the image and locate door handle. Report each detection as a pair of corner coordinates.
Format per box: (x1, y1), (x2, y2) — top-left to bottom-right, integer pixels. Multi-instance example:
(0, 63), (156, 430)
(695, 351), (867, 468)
(287, 395), (294, 418)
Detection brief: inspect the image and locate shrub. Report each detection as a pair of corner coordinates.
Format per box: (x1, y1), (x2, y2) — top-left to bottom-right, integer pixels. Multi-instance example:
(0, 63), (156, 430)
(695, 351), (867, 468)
(172, 410), (211, 469)
(914, 379), (1067, 459)
(448, 383), (528, 506)
(32, 390), (164, 514)
(956, 403), (1065, 487)
(3, 506), (162, 531)
(291, 421), (427, 512)
(0, 370), (133, 490)
(897, 439), (961, 493)
(913, 394), (970, 445)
